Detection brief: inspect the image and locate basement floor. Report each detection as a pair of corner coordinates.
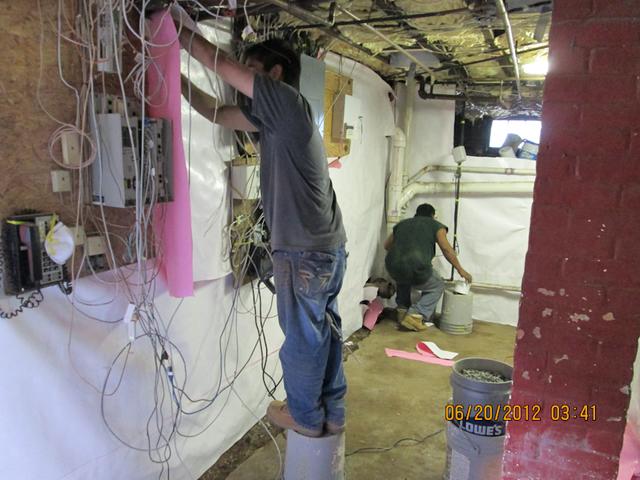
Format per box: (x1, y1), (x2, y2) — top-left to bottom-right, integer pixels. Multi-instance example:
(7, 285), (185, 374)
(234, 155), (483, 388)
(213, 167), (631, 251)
(226, 314), (516, 480)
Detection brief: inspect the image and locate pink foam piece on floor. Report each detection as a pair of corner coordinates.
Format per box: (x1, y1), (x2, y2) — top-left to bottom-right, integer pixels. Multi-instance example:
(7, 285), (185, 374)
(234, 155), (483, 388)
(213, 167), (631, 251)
(147, 10), (194, 297)
(385, 348), (454, 367)
(363, 298), (384, 330)
(618, 421), (640, 479)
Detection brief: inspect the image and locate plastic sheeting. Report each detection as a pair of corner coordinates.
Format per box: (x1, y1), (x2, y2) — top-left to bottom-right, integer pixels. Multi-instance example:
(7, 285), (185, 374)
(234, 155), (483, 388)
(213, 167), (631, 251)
(182, 22), (235, 282)
(401, 89), (533, 326)
(0, 272), (284, 480)
(324, 53), (396, 336)
(0, 50), (396, 479)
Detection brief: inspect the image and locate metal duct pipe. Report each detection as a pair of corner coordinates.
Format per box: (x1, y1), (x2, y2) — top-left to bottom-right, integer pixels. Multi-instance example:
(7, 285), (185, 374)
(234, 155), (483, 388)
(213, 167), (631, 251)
(496, 0), (522, 99)
(336, 6), (435, 76)
(386, 128), (407, 235)
(260, 0), (374, 58)
(407, 164), (536, 184)
(400, 181), (534, 208)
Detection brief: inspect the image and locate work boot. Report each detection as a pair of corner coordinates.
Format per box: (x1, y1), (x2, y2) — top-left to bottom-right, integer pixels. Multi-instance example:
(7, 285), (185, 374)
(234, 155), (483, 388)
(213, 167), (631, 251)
(267, 400), (323, 437)
(396, 308), (408, 323)
(400, 313), (428, 332)
(325, 420), (345, 435)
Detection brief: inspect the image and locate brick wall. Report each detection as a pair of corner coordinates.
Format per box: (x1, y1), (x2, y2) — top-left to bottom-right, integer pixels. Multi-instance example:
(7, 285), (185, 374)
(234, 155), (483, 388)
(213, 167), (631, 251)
(502, 1), (640, 479)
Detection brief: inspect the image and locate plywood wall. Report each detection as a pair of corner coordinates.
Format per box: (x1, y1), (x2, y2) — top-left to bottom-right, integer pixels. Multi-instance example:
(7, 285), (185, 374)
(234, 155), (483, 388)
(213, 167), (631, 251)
(1, 1), (135, 275)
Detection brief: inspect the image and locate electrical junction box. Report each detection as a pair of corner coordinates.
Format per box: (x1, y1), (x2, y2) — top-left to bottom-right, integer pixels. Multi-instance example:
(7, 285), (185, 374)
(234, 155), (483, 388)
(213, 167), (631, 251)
(51, 170), (72, 193)
(91, 113), (173, 208)
(96, 2), (122, 73)
(61, 131), (81, 166)
(86, 236), (107, 257)
(231, 163), (260, 200)
(300, 54), (326, 131)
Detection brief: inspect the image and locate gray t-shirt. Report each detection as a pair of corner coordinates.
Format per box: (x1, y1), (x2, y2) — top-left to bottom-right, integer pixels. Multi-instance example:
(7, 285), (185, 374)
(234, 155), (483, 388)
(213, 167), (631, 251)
(240, 74), (346, 251)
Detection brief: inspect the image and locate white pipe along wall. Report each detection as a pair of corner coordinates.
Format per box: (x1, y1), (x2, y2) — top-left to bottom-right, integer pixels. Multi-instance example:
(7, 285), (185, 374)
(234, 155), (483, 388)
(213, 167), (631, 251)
(407, 164), (536, 184)
(399, 180), (535, 209)
(386, 127), (407, 235)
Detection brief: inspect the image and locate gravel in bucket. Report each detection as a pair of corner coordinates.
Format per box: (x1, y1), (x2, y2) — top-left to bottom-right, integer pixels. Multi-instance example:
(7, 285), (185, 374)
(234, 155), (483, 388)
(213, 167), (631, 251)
(460, 368), (509, 383)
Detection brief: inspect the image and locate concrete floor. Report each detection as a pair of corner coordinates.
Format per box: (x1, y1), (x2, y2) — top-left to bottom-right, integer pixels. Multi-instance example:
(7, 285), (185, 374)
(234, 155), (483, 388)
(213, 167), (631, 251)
(227, 316), (516, 480)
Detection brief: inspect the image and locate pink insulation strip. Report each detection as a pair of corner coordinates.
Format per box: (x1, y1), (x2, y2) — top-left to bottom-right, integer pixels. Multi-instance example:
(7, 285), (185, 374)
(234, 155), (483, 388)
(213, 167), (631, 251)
(147, 10), (193, 297)
(384, 348), (454, 367)
(363, 298), (384, 330)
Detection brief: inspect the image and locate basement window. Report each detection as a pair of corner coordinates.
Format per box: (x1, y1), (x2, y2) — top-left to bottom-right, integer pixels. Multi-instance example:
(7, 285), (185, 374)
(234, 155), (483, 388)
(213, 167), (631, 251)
(489, 119), (542, 148)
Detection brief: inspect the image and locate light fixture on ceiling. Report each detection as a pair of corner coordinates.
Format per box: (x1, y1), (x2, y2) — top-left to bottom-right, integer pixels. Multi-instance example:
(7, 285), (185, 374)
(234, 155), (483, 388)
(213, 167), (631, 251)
(522, 57), (548, 75)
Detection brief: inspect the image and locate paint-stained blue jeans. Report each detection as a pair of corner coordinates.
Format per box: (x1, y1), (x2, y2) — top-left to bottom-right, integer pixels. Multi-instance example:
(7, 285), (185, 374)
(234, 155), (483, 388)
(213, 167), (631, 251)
(272, 246), (347, 432)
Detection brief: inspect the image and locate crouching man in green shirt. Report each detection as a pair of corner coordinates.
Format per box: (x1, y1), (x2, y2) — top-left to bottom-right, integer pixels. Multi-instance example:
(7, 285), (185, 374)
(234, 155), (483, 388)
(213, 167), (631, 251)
(384, 203), (472, 331)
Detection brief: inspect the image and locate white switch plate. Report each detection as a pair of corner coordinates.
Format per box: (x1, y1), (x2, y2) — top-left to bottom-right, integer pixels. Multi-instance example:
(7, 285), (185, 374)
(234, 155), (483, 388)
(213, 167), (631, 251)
(86, 236), (106, 256)
(51, 170), (72, 193)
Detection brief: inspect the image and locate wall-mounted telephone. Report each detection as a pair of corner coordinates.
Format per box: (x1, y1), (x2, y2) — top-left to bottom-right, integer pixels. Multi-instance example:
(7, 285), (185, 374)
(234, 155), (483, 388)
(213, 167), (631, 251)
(2, 213), (67, 295)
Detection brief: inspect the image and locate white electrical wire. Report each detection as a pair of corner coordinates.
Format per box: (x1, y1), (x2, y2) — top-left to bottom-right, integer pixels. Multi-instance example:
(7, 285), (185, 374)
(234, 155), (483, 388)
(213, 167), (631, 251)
(39, 1), (290, 476)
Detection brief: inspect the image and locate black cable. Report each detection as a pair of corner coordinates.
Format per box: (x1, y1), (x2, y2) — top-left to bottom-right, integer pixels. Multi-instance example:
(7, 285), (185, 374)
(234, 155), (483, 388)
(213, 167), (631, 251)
(0, 290), (45, 320)
(346, 428), (444, 457)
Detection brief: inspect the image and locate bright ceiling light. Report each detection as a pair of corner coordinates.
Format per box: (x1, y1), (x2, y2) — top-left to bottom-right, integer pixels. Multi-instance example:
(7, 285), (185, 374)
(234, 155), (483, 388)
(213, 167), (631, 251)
(522, 57), (549, 75)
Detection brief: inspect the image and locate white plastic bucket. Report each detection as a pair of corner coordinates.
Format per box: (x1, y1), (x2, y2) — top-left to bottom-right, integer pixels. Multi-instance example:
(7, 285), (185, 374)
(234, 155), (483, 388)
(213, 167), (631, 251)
(284, 430), (345, 480)
(450, 358), (513, 437)
(443, 422), (505, 480)
(519, 140), (539, 160)
(440, 289), (474, 335)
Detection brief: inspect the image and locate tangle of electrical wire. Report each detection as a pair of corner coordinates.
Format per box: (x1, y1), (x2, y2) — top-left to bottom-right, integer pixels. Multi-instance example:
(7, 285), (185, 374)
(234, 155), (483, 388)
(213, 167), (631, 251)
(34, 1), (291, 477)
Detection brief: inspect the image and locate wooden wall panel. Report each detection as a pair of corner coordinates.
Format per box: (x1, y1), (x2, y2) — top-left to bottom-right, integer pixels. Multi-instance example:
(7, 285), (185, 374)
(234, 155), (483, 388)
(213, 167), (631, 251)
(1, 1), (135, 277)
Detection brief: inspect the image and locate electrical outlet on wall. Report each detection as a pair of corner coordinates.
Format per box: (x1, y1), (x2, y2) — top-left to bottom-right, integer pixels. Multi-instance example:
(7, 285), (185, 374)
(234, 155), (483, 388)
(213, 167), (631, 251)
(86, 236), (107, 256)
(51, 170), (72, 193)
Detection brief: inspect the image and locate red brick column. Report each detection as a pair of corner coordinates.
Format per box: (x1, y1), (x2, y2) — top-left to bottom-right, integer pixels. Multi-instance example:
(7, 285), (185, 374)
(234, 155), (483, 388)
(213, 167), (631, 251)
(502, 1), (640, 479)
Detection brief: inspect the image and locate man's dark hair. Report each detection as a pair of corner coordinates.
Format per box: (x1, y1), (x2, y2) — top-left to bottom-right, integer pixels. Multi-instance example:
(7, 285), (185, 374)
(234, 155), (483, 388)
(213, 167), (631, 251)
(243, 39), (301, 89)
(415, 203), (436, 218)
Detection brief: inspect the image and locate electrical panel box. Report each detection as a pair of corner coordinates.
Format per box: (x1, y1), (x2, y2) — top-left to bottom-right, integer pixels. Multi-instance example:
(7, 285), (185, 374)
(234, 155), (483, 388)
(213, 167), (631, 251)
(300, 54), (326, 130)
(2, 213), (66, 294)
(91, 106), (173, 208)
(323, 70), (353, 157)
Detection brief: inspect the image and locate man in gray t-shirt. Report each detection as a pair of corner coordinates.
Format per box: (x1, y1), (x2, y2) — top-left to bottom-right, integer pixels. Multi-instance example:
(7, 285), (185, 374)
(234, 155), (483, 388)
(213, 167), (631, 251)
(178, 29), (347, 438)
